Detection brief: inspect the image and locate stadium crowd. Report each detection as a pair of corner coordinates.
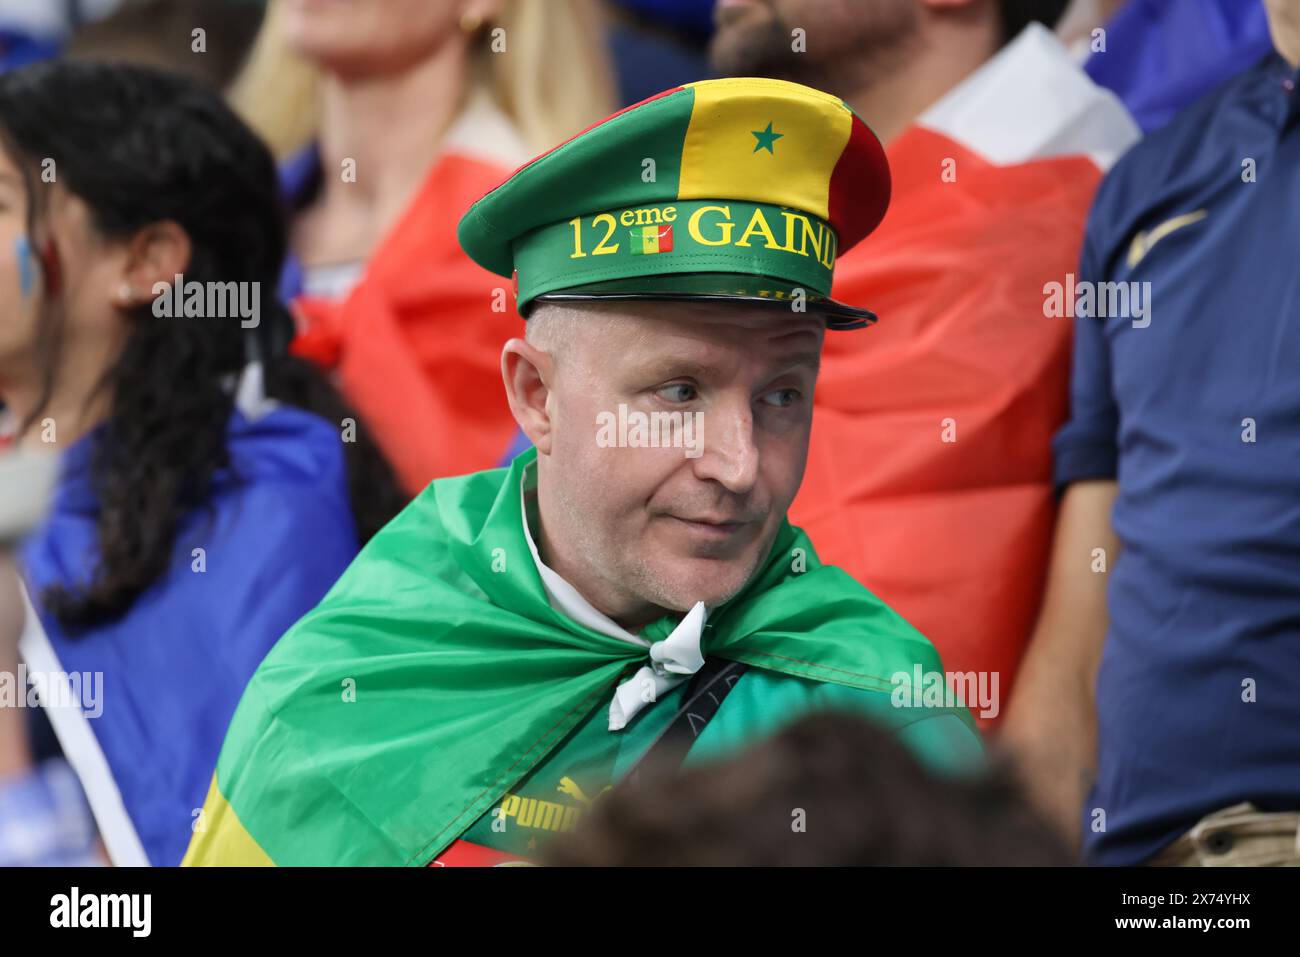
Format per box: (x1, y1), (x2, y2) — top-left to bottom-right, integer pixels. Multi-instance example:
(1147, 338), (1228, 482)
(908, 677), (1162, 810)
(0, 0), (1297, 868)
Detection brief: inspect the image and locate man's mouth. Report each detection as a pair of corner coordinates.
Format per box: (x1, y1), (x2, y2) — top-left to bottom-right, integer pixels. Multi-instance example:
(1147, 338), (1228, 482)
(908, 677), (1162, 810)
(666, 514), (754, 541)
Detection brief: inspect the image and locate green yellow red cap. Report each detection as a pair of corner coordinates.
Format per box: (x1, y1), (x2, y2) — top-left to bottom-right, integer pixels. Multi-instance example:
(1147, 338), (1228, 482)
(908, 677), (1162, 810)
(456, 77), (891, 329)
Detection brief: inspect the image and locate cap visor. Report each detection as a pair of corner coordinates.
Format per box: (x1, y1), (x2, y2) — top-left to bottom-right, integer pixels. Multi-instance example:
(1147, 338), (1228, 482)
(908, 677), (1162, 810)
(530, 274), (876, 331)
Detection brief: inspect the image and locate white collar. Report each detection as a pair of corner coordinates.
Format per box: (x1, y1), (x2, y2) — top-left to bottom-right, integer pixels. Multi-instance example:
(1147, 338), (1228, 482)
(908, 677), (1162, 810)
(917, 21), (1139, 170)
(443, 88), (534, 169)
(519, 460), (708, 731)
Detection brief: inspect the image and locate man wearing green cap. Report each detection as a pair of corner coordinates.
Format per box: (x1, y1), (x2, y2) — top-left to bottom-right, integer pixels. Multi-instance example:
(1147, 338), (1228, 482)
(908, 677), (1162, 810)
(185, 77), (983, 867)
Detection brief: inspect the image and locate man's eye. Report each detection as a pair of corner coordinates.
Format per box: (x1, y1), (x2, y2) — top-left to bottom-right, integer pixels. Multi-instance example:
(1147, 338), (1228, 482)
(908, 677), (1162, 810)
(760, 388), (801, 408)
(657, 383), (697, 403)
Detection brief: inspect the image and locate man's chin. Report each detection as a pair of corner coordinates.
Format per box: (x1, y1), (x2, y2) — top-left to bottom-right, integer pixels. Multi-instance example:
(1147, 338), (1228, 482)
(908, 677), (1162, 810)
(639, 555), (762, 614)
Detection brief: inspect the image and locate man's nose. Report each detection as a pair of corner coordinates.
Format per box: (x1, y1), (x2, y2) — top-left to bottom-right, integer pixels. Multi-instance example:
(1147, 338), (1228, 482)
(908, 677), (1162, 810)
(691, 399), (758, 495)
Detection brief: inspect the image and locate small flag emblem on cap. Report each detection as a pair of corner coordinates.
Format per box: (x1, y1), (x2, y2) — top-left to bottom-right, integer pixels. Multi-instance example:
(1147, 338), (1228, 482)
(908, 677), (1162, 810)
(628, 225), (674, 255)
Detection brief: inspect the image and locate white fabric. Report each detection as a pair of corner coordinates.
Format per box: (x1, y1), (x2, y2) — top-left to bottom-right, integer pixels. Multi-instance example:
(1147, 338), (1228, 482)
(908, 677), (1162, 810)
(918, 22), (1140, 171)
(518, 461), (707, 731)
(608, 601), (707, 731)
(17, 581), (149, 867)
(443, 87), (534, 169)
(299, 259), (367, 301)
(232, 360), (279, 423)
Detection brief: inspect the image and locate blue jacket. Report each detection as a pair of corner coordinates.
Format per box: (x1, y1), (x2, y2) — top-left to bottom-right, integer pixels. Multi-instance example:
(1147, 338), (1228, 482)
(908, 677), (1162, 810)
(20, 404), (358, 865)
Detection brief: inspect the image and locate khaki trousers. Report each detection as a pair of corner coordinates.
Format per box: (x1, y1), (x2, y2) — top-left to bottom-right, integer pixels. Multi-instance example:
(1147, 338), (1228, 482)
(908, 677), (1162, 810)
(1147, 802), (1300, 866)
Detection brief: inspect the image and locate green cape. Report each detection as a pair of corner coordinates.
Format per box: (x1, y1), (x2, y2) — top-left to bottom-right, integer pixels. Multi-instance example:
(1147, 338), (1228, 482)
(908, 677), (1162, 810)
(186, 448), (961, 865)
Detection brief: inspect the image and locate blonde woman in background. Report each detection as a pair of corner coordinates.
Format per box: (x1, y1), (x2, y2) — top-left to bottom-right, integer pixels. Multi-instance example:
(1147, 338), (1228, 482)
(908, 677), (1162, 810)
(230, 0), (616, 491)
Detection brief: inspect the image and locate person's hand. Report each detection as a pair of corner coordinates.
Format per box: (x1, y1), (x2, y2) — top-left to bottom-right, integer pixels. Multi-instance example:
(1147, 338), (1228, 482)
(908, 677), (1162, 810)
(998, 480), (1119, 852)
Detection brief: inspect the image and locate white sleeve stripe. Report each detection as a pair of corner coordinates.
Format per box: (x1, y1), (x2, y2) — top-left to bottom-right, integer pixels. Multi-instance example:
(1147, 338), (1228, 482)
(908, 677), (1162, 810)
(17, 582), (150, 867)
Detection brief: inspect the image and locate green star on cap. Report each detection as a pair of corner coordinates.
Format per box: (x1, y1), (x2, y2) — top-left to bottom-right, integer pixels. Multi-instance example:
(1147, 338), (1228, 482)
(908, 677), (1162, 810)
(752, 121), (784, 154)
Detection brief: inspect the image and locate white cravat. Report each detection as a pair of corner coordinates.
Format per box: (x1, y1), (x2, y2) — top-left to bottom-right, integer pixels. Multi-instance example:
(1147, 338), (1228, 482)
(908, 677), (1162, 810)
(519, 463), (707, 731)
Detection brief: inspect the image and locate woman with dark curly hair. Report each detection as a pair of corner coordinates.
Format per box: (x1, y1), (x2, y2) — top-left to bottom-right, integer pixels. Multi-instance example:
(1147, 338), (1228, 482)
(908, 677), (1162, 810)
(0, 59), (406, 865)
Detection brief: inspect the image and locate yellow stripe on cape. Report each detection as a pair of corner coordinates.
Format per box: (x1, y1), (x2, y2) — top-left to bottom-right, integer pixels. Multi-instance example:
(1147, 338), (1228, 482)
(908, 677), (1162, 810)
(182, 776), (275, 866)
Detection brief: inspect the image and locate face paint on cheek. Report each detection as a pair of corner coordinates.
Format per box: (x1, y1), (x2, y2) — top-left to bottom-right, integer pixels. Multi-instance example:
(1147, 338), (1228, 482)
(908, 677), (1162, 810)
(13, 235), (36, 298)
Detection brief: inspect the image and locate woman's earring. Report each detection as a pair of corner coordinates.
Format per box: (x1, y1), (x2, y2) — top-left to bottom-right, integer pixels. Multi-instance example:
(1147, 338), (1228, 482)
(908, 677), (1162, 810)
(117, 282), (135, 304)
(459, 9), (483, 34)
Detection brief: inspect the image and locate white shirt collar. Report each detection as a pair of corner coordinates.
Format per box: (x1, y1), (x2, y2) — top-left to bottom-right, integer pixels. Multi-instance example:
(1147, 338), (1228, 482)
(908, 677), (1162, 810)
(916, 21), (1139, 170)
(443, 88), (534, 169)
(518, 460), (708, 731)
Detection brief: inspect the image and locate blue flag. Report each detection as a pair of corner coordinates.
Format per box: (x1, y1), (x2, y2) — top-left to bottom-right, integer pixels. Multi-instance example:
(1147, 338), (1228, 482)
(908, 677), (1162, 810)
(1085, 0), (1274, 133)
(19, 404), (358, 865)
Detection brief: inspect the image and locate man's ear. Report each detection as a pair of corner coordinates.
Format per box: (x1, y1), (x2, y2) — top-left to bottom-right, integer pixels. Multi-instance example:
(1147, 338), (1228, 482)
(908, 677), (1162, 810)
(115, 220), (191, 308)
(501, 337), (556, 455)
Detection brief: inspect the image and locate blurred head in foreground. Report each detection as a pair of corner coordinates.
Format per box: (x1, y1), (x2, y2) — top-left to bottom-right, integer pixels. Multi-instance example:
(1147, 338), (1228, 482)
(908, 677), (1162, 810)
(547, 711), (1072, 866)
